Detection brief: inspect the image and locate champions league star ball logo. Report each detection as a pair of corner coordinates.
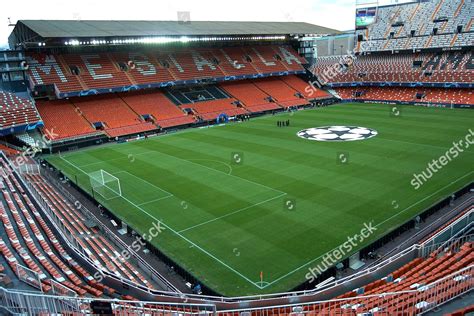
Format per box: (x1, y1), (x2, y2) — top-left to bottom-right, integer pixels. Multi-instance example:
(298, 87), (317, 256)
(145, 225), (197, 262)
(297, 126), (378, 142)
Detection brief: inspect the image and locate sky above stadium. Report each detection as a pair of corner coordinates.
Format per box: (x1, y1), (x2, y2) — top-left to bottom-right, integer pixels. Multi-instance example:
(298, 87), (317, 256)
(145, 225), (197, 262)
(0, 0), (357, 48)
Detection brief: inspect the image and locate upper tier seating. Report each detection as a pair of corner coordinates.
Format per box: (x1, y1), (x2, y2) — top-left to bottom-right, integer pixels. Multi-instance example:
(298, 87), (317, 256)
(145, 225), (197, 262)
(313, 51), (474, 84)
(27, 54), (84, 93)
(119, 90), (196, 128)
(356, 0), (472, 52)
(61, 53), (132, 90)
(27, 46), (306, 94)
(0, 91), (41, 130)
(335, 86), (474, 105)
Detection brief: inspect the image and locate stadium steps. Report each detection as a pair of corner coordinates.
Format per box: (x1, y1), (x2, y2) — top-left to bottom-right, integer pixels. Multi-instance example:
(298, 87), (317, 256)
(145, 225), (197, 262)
(123, 68), (138, 86)
(26, 174), (155, 290)
(314, 242), (473, 314)
(382, 38), (392, 50)
(383, 6), (401, 39)
(425, 35), (434, 48)
(107, 53), (139, 86)
(450, 34), (459, 47)
(0, 157), (115, 297)
(431, 0), (445, 20)
(465, 18), (473, 32)
(219, 81), (279, 113)
(56, 55), (88, 91)
(454, 0), (465, 17)
(0, 169), (87, 295)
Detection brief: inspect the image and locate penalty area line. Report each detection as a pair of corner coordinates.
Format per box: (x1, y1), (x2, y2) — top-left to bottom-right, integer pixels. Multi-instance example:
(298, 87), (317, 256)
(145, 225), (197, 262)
(178, 192), (287, 234)
(57, 155), (264, 289)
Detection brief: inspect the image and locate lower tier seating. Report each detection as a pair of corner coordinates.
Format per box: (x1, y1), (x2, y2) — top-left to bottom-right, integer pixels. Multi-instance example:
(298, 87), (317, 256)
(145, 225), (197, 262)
(220, 80), (281, 112)
(35, 76), (327, 141)
(311, 242), (473, 315)
(71, 94), (144, 129)
(35, 99), (99, 140)
(0, 91), (42, 131)
(181, 98), (248, 120)
(280, 75), (331, 99)
(24, 173), (155, 290)
(252, 77), (309, 108)
(0, 157), (111, 297)
(0, 144), (20, 156)
(119, 90), (196, 128)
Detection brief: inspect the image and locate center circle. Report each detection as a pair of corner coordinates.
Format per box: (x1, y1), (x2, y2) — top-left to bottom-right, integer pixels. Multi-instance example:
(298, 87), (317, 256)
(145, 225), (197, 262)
(297, 126), (378, 142)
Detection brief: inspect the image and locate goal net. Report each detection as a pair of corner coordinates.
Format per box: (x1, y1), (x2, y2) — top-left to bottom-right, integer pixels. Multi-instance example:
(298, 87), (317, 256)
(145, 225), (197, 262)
(89, 170), (122, 200)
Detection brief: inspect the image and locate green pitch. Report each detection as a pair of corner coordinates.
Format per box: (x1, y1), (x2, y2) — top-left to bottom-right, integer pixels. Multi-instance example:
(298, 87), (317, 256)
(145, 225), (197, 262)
(46, 103), (473, 296)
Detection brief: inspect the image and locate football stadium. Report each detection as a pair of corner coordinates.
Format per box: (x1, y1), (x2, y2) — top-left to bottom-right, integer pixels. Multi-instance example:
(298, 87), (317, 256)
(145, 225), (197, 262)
(0, 0), (473, 314)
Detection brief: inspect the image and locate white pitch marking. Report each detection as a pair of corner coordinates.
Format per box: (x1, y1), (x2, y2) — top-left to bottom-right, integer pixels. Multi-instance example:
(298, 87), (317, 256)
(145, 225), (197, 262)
(58, 155), (265, 289)
(178, 192), (287, 234)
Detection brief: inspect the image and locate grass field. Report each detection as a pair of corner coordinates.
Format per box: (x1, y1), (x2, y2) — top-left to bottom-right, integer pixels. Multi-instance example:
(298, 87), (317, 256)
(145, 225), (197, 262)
(46, 103), (474, 296)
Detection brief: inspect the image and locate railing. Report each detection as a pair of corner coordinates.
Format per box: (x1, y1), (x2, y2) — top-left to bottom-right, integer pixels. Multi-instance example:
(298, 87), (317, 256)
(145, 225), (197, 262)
(1, 265), (471, 315)
(39, 170), (180, 294)
(0, 287), (217, 315)
(1, 151), (472, 308)
(0, 153), (181, 298)
(421, 206), (474, 256)
(221, 265), (474, 315)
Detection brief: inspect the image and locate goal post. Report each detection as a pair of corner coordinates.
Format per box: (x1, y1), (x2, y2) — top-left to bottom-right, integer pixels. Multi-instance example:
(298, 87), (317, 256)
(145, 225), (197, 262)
(89, 170), (122, 200)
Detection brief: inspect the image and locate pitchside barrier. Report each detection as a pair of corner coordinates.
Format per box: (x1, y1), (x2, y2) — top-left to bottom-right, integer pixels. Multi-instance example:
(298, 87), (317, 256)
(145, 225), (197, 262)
(2, 152), (473, 310)
(1, 265), (472, 315)
(40, 170), (180, 293)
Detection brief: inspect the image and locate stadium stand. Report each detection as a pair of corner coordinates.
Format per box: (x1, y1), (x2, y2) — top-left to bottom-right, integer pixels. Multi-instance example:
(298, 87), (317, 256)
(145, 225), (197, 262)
(24, 173), (154, 290)
(27, 53), (84, 93)
(1, 10), (471, 314)
(253, 77), (309, 108)
(220, 80), (281, 112)
(180, 98), (247, 121)
(111, 51), (176, 85)
(0, 91), (41, 131)
(119, 90), (196, 128)
(281, 75), (331, 99)
(35, 99), (100, 140)
(0, 156), (108, 297)
(26, 46), (306, 95)
(313, 51), (474, 84)
(356, 0), (473, 52)
(69, 94), (157, 137)
(0, 144), (20, 157)
(335, 86), (474, 105)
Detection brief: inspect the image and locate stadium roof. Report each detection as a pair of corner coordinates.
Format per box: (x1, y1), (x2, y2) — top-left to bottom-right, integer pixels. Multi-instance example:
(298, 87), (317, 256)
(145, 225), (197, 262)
(16, 20), (340, 38)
